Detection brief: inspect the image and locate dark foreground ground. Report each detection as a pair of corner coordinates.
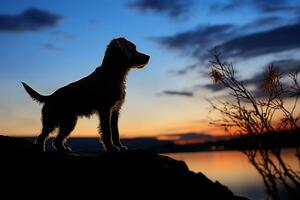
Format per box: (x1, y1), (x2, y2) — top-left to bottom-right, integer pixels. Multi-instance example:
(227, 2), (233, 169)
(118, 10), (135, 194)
(0, 135), (249, 199)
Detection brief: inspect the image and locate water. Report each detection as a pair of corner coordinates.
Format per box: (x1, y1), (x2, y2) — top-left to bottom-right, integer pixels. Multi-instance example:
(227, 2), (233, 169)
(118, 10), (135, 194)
(165, 149), (298, 200)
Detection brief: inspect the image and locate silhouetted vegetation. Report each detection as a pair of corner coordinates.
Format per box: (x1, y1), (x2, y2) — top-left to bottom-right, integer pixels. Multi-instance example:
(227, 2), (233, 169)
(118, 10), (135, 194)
(209, 51), (300, 200)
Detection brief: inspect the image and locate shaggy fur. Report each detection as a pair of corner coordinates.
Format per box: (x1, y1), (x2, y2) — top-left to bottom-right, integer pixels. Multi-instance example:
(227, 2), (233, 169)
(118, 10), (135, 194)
(22, 38), (150, 152)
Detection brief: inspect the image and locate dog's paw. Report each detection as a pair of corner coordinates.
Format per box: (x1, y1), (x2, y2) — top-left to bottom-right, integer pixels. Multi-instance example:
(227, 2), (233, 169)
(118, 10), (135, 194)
(119, 145), (128, 152)
(106, 145), (120, 152)
(56, 147), (73, 153)
(53, 143), (73, 153)
(64, 145), (73, 153)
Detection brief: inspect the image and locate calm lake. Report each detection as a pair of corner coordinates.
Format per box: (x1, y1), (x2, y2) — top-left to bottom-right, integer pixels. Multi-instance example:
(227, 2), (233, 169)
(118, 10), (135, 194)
(165, 149), (298, 200)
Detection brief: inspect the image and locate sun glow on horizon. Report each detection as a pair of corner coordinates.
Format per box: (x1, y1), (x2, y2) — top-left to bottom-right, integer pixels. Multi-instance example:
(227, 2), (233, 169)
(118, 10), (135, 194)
(1, 1), (299, 141)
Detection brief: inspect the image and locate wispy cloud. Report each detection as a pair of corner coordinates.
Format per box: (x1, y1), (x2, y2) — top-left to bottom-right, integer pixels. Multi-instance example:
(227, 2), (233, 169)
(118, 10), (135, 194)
(89, 19), (100, 27)
(51, 31), (73, 40)
(241, 16), (284, 30)
(43, 43), (63, 51)
(0, 8), (62, 32)
(169, 63), (199, 76)
(211, 0), (300, 14)
(210, 0), (244, 12)
(253, 0), (300, 14)
(127, 0), (193, 20)
(160, 90), (194, 97)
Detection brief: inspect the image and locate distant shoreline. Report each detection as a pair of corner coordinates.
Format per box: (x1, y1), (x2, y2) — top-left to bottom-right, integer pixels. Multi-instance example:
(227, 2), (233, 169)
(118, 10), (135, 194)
(16, 130), (300, 153)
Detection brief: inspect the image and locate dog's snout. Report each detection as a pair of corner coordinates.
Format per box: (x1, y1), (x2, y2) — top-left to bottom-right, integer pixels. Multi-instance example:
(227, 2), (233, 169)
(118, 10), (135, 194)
(144, 54), (150, 63)
(139, 53), (150, 63)
(131, 52), (150, 68)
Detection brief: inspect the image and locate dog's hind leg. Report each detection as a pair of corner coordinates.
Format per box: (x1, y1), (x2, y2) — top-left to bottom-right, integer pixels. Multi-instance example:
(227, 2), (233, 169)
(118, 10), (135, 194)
(36, 123), (55, 152)
(98, 110), (120, 152)
(111, 111), (127, 151)
(35, 106), (56, 151)
(53, 116), (77, 152)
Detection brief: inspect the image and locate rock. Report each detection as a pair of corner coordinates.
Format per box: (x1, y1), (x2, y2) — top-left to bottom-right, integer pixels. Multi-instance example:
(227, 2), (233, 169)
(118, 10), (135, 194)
(0, 135), (249, 199)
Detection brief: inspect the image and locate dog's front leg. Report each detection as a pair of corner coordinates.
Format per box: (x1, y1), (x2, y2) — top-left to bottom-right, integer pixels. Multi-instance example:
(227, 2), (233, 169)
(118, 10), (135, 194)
(111, 111), (128, 151)
(99, 109), (119, 152)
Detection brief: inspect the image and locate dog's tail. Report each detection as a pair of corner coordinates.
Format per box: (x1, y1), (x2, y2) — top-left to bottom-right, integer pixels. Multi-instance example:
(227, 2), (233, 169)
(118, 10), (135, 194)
(21, 82), (48, 103)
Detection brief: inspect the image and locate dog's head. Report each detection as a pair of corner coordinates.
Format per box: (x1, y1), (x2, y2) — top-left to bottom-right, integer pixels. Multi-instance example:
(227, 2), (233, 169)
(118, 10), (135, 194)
(107, 38), (150, 69)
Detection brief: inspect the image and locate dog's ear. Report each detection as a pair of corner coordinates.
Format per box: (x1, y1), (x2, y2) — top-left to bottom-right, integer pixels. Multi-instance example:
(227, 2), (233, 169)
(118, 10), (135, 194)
(115, 38), (132, 59)
(115, 39), (126, 52)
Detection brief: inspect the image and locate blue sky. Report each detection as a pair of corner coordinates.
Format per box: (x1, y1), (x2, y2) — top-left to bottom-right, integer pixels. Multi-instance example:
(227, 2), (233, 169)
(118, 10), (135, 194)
(0, 0), (300, 137)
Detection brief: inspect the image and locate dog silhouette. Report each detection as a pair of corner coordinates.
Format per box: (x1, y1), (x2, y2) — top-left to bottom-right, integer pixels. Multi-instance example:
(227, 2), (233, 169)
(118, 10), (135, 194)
(22, 38), (150, 152)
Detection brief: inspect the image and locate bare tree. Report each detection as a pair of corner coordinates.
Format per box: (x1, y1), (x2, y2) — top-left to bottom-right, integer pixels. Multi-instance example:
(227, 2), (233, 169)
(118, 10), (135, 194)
(208, 51), (300, 200)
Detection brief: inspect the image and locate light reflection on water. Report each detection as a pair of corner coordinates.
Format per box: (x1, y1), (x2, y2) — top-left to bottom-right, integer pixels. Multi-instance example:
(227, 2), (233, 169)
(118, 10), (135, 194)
(165, 149), (298, 200)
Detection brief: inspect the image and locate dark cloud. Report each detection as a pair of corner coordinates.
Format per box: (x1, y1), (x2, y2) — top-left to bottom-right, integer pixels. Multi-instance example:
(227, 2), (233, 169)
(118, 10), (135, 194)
(211, 0), (300, 14)
(43, 43), (63, 51)
(241, 16), (283, 30)
(157, 22), (300, 63)
(268, 59), (300, 75)
(216, 23), (300, 60)
(253, 0), (300, 13)
(251, 16), (282, 26)
(127, 0), (193, 19)
(202, 83), (224, 92)
(157, 24), (237, 60)
(210, 0), (244, 12)
(0, 8), (61, 32)
(169, 63), (199, 76)
(161, 90), (194, 97)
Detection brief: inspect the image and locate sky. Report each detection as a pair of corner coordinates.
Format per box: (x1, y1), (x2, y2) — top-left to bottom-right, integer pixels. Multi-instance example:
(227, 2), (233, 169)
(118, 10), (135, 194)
(0, 0), (300, 138)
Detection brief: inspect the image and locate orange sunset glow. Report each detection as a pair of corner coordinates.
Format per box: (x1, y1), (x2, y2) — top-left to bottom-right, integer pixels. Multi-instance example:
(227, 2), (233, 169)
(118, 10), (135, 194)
(1, 1), (300, 200)
(0, 0), (299, 141)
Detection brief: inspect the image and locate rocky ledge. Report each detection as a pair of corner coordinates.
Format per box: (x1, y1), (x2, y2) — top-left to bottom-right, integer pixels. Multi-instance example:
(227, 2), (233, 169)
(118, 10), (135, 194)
(0, 135), (249, 199)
